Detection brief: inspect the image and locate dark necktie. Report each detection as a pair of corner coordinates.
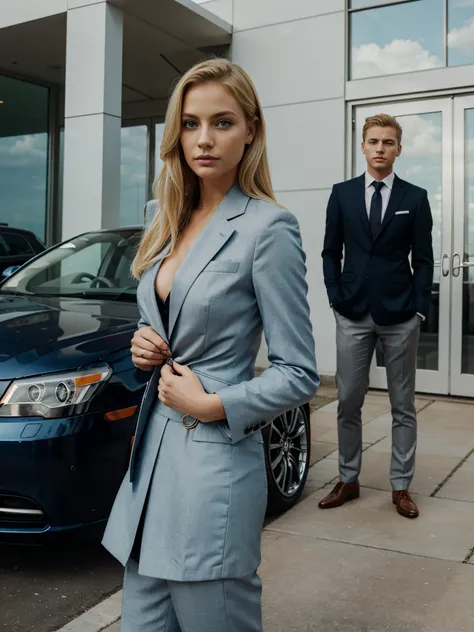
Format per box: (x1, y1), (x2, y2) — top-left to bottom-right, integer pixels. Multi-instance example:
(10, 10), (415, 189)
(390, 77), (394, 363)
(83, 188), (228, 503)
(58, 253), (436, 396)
(369, 180), (384, 238)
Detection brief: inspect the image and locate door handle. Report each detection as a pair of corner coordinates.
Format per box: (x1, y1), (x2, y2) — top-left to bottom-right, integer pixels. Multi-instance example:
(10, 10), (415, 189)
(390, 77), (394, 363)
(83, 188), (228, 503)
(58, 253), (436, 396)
(441, 253), (450, 277)
(452, 252), (474, 277)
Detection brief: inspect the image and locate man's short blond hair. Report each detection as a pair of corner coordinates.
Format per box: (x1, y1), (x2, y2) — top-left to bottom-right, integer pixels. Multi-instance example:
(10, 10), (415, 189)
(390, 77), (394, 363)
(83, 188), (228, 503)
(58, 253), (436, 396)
(363, 114), (402, 145)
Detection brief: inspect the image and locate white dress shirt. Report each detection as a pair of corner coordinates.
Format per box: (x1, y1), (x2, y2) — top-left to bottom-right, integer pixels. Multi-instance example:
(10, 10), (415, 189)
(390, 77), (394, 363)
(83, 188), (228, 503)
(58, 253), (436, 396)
(365, 171), (395, 219)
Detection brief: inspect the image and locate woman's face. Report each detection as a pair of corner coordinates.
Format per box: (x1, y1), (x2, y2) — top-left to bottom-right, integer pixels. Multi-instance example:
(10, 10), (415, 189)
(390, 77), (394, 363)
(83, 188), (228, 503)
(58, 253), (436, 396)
(180, 81), (256, 183)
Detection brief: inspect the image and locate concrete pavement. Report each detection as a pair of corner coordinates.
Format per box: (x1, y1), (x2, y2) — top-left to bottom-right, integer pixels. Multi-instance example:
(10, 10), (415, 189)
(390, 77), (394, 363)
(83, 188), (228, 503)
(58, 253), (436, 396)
(81, 390), (474, 632)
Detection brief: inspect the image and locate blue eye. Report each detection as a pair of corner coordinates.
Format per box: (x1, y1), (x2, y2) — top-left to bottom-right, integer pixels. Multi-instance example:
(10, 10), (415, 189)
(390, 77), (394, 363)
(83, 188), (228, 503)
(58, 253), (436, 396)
(183, 120), (197, 129)
(217, 120), (232, 129)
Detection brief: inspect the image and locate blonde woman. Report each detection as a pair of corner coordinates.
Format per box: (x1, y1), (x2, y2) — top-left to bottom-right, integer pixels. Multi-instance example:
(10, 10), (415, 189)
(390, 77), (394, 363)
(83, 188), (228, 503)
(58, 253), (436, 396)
(102, 59), (319, 632)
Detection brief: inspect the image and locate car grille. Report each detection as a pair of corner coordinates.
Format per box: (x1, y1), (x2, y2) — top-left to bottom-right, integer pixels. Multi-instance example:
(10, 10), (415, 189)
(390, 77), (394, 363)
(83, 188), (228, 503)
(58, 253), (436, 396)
(0, 494), (47, 530)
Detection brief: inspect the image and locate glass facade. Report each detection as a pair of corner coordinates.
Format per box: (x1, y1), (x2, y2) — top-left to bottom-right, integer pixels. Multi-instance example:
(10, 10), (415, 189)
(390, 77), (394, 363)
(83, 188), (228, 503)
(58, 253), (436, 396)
(448, 0), (474, 67)
(155, 122), (165, 178)
(118, 121), (165, 227)
(350, 0), (474, 80)
(0, 74), (49, 242)
(119, 125), (148, 226)
(461, 108), (474, 374)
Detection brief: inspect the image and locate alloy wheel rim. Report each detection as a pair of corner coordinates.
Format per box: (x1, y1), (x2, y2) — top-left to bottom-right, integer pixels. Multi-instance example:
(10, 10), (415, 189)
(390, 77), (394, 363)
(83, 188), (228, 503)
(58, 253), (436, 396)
(268, 408), (308, 498)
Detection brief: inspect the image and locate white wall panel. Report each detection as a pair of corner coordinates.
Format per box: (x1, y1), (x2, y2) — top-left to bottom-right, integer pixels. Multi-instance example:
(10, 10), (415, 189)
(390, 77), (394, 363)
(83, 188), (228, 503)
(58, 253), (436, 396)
(65, 2), (122, 118)
(277, 189), (336, 376)
(234, 0), (344, 32)
(62, 114), (121, 238)
(62, 114), (104, 237)
(62, 2), (122, 239)
(264, 98), (345, 192)
(232, 12), (344, 107)
(0, 0), (66, 28)
(197, 0), (233, 25)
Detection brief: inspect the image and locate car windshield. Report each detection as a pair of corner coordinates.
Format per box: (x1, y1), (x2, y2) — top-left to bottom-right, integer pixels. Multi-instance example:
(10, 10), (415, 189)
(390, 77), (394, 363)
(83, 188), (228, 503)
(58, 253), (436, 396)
(0, 229), (142, 300)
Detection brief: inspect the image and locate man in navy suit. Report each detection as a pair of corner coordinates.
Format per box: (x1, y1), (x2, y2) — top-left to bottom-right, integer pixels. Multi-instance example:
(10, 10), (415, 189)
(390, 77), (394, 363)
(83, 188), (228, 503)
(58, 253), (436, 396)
(320, 114), (433, 519)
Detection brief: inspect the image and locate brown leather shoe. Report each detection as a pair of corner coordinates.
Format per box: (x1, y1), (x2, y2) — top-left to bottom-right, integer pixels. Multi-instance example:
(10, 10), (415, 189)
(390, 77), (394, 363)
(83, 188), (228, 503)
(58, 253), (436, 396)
(318, 480), (360, 509)
(392, 490), (419, 519)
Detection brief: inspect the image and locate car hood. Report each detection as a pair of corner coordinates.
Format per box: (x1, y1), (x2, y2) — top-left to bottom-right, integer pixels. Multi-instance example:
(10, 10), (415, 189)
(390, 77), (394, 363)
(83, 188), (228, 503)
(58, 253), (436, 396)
(0, 294), (139, 379)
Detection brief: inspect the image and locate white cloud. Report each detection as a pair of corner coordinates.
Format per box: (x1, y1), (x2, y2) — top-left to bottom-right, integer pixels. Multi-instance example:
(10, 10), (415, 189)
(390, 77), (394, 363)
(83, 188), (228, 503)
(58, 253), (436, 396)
(0, 134), (47, 167)
(449, 0), (474, 8)
(467, 138), (474, 158)
(352, 39), (441, 80)
(405, 164), (423, 177)
(448, 17), (474, 55)
(399, 115), (441, 158)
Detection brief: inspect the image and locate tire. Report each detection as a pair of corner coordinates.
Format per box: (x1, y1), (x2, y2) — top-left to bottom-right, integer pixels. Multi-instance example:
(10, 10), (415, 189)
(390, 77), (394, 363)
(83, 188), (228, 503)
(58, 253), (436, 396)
(263, 404), (311, 516)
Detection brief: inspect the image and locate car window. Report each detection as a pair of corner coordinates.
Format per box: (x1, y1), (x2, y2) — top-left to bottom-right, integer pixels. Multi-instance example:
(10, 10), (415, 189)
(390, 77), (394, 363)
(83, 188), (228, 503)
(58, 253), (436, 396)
(2, 232), (35, 256)
(60, 242), (105, 278)
(0, 230), (140, 300)
(0, 235), (8, 257)
(114, 241), (138, 284)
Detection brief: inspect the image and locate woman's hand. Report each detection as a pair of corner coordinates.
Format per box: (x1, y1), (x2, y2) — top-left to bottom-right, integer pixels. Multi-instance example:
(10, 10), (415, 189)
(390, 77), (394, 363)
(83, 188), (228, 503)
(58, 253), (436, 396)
(158, 362), (226, 422)
(131, 326), (170, 371)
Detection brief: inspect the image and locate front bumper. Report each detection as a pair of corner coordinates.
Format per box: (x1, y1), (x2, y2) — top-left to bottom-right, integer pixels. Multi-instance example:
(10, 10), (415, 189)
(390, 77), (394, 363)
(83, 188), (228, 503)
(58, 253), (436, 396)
(0, 408), (137, 538)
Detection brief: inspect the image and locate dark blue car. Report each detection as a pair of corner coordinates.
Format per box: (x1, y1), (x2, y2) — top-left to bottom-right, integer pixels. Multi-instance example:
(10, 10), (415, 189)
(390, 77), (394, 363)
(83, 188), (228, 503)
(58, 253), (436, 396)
(0, 228), (311, 540)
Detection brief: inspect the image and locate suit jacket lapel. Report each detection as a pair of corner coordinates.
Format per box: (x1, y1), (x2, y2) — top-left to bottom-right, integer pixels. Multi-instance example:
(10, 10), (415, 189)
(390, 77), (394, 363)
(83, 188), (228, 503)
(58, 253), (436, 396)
(376, 175), (407, 240)
(168, 184), (250, 341)
(355, 174), (372, 239)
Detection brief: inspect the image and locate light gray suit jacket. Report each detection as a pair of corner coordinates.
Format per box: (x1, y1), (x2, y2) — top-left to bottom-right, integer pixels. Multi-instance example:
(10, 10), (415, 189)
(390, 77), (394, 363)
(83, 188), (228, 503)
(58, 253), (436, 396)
(102, 184), (319, 581)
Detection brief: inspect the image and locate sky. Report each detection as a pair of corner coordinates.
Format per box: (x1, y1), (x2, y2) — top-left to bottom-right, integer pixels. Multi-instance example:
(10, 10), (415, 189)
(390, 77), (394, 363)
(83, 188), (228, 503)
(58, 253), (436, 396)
(351, 0), (474, 78)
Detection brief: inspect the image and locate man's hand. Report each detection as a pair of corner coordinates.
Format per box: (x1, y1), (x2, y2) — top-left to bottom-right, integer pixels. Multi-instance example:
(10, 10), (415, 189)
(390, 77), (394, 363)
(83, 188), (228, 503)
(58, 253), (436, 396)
(131, 326), (170, 371)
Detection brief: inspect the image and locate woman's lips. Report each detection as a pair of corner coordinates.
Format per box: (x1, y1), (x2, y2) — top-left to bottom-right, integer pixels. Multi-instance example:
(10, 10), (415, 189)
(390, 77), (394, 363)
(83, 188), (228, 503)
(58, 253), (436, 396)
(196, 156), (219, 165)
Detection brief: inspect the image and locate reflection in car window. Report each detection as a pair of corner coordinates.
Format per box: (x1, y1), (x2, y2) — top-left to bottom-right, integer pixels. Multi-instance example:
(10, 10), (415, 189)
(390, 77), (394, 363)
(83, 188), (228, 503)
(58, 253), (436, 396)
(1, 230), (141, 299)
(60, 241), (105, 278)
(2, 232), (35, 256)
(0, 235), (8, 257)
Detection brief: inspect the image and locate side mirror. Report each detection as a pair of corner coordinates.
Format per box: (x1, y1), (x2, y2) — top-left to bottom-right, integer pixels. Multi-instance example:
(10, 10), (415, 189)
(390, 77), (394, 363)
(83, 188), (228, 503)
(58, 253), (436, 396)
(0, 265), (20, 281)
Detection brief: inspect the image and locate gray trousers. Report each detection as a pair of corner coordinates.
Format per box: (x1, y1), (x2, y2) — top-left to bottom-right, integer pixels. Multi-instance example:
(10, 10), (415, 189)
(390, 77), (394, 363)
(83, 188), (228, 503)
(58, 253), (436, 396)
(121, 559), (263, 632)
(334, 311), (420, 491)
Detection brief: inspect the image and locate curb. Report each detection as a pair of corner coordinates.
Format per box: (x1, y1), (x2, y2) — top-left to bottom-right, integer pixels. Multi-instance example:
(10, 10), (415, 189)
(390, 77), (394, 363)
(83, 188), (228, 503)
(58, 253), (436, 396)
(55, 590), (122, 632)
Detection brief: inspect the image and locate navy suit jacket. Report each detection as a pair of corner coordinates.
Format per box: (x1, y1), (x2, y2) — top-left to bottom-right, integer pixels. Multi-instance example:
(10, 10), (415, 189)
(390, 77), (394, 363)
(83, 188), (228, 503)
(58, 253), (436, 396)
(321, 174), (434, 326)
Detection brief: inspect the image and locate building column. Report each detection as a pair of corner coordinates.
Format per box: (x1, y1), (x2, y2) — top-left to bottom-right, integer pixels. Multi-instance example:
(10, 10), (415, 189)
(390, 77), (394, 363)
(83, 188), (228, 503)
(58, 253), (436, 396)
(62, 2), (123, 239)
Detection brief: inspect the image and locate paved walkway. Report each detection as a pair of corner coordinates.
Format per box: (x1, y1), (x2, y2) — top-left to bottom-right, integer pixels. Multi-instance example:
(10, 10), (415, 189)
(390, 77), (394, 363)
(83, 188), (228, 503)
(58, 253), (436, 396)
(103, 391), (474, 632)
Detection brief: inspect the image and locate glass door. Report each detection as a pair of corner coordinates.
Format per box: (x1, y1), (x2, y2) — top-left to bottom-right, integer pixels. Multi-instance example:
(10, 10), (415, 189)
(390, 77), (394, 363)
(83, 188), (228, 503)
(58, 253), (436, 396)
(353, 98), (453, 394)
(451, 96), (474, 397)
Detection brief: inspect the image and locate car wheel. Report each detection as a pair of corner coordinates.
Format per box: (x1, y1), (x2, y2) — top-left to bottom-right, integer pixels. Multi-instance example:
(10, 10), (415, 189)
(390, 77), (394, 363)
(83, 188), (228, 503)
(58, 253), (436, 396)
(263, 404), (311, 515)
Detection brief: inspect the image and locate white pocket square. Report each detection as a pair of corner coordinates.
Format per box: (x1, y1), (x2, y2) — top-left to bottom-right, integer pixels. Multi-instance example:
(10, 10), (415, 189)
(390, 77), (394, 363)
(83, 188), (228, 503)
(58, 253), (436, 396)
(395, 210), (410, 215)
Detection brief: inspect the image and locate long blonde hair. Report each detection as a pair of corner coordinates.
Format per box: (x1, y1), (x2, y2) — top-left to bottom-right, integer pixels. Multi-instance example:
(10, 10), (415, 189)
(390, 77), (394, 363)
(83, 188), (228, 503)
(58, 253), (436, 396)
(132, 58), (277, 279)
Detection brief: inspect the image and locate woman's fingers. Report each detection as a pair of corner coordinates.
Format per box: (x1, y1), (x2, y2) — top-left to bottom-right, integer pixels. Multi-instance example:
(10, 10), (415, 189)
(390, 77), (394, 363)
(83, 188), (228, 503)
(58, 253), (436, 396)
(134, 327), (170, 355)
(130, 344), (164, 362)
(131, 355), (156, 371)
(130, 326), (170, 370)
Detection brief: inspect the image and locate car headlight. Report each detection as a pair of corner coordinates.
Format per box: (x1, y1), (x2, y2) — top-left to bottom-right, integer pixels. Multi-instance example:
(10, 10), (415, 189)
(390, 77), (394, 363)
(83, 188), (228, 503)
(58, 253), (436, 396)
(0, 365), (112, 418)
